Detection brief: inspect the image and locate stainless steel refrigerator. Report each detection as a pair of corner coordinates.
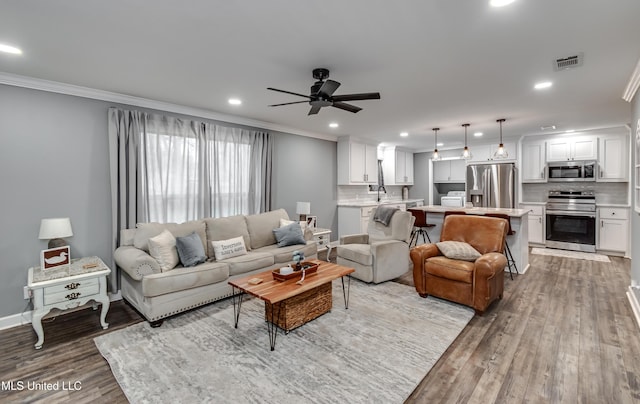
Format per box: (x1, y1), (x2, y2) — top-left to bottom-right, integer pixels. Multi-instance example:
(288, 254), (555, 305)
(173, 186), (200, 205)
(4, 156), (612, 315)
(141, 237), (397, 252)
(466, 163), (516, 208)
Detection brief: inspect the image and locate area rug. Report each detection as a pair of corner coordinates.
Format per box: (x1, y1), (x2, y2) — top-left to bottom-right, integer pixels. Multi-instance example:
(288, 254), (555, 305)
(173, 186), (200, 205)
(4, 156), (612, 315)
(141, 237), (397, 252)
(94, 280), (473, 404)
(531, 247), (611, 262)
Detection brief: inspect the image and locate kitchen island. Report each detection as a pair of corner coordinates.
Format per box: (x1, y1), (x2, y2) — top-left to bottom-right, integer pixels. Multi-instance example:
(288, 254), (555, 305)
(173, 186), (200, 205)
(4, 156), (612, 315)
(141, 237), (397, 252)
(412, 206), (530, 274)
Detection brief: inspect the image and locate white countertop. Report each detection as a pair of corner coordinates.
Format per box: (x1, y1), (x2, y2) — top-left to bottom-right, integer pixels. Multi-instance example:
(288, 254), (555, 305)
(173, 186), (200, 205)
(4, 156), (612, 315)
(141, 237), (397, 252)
(414, 205), (530, 218)
(337, 198), (424, 207)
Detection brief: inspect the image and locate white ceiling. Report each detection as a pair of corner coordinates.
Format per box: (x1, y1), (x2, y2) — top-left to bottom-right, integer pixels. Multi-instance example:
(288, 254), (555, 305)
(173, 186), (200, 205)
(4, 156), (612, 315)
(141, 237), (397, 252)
(1, 0), (639, 151)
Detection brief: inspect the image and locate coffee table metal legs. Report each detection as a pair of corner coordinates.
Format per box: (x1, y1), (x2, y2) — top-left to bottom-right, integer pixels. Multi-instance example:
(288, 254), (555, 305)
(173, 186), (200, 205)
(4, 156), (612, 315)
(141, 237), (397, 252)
(266, 302), (283, 351)
(231, 287), (244, 328)
(341, 275), (351, 309)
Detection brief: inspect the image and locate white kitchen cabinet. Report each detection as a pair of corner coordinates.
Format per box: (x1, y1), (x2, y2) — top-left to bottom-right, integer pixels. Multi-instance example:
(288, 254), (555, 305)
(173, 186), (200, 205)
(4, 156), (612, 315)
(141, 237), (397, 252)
(521, 204), (545, 244)
(597, 207), (629, 253)
(433, 159), (466, 183)
(521, 140), (547, 182)
(546, 136), (597, 162)
(467, 141), (517, 163)
(597, 134), (629, 182)
(383, 147), (414, 185)
(337, 138), (378, 185)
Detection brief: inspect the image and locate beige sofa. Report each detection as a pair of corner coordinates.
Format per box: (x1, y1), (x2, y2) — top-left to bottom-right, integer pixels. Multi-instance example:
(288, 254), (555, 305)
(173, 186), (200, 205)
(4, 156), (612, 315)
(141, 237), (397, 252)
(114, 209), (317, 325)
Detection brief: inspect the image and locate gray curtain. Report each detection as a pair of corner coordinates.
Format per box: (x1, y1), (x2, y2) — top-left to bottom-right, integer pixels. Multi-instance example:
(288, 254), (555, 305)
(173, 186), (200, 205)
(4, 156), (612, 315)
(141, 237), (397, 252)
(108, 107), (273, 291)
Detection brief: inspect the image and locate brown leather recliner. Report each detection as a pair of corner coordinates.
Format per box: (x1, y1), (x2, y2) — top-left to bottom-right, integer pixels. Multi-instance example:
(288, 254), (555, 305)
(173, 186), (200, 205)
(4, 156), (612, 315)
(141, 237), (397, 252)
(410, 215), (508, 315)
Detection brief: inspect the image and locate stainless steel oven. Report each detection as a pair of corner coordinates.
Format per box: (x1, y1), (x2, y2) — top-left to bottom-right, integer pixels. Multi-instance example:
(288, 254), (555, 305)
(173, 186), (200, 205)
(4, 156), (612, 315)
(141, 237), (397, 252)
(545, 190), (596, 252)
(547, 160), (596, 182)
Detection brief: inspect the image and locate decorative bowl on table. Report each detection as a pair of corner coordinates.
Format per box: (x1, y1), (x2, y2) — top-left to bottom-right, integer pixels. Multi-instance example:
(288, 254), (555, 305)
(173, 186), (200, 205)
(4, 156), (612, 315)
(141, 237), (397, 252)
(272, 261), (319, 281)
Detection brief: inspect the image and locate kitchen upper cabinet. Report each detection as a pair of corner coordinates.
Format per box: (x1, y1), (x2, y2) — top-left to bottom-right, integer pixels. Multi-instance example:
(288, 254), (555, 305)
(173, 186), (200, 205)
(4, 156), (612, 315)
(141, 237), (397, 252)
(521, 140), (547, 183)
(597, 134), (629, 182)
(467, 141), (517, 163)
(597, 207), (629, 253)
(338, 138), (378, 185)
(383, 147), (414, 185)
(433, 159), (466, 183)
(546, 136), (597, 161)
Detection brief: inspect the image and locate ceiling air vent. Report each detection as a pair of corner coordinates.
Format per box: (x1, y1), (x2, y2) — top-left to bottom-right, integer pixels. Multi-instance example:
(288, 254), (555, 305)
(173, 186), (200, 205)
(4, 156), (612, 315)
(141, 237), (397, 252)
(554, 53), (584, 71)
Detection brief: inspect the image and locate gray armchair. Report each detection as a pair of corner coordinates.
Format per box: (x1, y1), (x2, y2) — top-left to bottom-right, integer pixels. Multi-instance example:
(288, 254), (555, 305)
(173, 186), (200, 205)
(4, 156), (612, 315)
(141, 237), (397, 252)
(337, 208), (415, 283)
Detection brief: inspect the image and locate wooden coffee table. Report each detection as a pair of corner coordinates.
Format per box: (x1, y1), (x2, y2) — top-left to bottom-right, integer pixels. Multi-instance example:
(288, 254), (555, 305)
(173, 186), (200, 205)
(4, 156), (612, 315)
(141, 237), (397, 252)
(228, 260), (354, 350)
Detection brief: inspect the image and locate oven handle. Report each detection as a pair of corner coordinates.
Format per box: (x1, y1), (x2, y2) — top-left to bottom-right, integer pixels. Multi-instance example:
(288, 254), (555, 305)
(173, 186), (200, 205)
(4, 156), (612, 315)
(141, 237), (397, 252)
(546, 210), (596, 218)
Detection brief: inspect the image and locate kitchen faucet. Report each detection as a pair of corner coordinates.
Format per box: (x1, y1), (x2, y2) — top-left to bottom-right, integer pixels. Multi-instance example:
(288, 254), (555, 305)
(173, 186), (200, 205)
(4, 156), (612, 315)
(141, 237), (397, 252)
(377, 185), (386, 202)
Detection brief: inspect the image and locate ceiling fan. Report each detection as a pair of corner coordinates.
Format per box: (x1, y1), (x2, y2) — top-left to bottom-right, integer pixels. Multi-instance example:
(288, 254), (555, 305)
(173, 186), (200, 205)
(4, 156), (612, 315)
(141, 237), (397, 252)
(267, 68), (381, 115)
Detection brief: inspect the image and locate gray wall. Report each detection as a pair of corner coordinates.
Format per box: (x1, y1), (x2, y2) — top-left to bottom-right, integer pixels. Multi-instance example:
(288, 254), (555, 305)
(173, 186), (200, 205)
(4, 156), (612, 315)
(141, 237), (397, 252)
(410, 152), (430, 203)
(0, 84), (337, 319)
(631, 94), (640, 285)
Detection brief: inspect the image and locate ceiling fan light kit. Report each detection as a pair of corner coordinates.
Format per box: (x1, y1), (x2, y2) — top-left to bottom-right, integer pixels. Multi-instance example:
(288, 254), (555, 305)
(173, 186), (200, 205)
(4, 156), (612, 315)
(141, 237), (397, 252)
(493, 118), (509, 159)
(267, 68), (380, 116)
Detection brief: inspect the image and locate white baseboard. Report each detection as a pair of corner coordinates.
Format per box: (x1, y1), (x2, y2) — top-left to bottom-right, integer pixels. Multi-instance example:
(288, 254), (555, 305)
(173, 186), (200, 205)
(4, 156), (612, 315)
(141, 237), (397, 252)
(0, 291), (122, 331)
(627, 286), (640, 330)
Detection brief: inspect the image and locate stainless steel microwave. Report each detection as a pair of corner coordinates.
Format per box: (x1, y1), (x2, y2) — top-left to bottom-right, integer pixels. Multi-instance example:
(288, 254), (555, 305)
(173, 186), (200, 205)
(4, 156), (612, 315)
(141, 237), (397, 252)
(547, 160), (597, 182)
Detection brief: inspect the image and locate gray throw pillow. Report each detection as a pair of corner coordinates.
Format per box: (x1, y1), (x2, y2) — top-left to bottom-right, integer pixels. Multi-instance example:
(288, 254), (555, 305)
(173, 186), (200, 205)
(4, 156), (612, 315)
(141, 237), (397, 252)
(272, 222), (306, 247)
(436, 241), (482, 262)
(175, 231), (207, 267)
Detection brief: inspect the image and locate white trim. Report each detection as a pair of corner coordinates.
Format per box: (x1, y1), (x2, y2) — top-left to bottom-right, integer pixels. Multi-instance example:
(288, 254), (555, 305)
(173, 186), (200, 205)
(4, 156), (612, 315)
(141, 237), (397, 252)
(623, 57), (640, 102)
(0, 71), (338, 143)
(627, 286), (640, 330)
(0, 291), (122, 331)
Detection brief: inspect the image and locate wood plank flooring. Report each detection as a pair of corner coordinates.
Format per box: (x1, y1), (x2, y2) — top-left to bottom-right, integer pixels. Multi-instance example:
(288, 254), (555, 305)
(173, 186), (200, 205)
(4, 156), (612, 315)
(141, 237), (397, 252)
(0, 252), (638, 403)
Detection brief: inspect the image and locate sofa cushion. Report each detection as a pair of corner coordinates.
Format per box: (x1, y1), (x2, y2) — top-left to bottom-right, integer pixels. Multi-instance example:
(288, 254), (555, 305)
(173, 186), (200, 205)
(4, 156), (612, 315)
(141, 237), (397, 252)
(204, 215), (251, 258)
(336, 244), (373, 266)
(134, 220), (207, 253)
(245, 209), (289, 249)
(141, 261), (230, 298)
(436, 241), (481, 262)
(148, 229), (179, 272)
(176, 232), (208, 267)
(273, 222), (306, 247)
(253, 241), (317, 264)
(425, 256), (474, 284)
(222, 251), (275, 276)
(211, 236), (247, 261)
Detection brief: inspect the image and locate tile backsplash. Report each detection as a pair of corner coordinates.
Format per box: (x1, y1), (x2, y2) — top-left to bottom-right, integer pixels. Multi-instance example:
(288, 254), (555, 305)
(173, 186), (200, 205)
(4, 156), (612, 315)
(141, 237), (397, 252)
(521, 182), (629, 205)
(338, 185), (405, 201)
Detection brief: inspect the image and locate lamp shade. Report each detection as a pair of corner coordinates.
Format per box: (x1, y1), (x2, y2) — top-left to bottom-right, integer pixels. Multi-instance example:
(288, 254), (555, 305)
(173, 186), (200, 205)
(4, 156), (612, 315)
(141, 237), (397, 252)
(39, 218), (73, 239)
(296, 202), (311, 215)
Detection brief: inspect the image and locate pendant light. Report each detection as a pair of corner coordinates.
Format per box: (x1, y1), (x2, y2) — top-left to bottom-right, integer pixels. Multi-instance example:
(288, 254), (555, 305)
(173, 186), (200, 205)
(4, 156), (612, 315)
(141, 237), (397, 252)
(493, 118), (508, 159)
(432, 127), (441, 161)
(461, 123), (472, 160)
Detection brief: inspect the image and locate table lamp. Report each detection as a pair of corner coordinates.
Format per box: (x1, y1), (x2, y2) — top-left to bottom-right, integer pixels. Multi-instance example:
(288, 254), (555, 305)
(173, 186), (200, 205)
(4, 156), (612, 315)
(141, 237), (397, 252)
(296, 202), (310, 222)
(39, 218), (73, 248)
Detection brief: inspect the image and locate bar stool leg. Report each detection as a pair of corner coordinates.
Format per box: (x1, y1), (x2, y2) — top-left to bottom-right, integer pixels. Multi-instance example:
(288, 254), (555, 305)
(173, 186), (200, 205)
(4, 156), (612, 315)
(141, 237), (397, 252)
(504, 240), (518, 279)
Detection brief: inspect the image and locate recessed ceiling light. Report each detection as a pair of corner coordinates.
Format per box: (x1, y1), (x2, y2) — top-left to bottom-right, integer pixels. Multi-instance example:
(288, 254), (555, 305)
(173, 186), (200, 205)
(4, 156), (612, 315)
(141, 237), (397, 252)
(329, 122), (339, 128)
(228, 98), (242, 105)
(437, 142), (444, 147)
(541, 125), (556, 130)
(474, 132), (483, 137)
(534, 81), (553, 90)
(400, 132), (408, 137)
(490, 0), (516, 7)
(0, 43), (22, 54)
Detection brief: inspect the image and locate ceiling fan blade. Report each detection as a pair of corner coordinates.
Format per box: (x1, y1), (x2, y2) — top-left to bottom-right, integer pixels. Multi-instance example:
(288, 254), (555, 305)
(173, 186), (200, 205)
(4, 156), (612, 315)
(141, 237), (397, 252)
(331, 92), (381, 102)
(308, 105), (322, 115)
(269, 100), (309, 107)
(332, 102), (362, 113)
(317, 79), (340, 97)
(267, 87), (312, 99)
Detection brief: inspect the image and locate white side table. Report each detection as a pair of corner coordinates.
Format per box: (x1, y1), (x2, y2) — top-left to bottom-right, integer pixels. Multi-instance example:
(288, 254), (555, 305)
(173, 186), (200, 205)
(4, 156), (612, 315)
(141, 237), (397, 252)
(27, 256), (111, 349)
(312, 228), (332, 261)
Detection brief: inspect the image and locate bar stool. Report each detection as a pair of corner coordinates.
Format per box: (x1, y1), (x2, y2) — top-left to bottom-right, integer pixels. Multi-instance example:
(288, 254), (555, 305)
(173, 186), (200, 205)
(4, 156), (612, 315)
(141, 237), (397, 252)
(443, 210), (467, 218)
(485, 213), (517, 280)
(408, 208), (435, 247)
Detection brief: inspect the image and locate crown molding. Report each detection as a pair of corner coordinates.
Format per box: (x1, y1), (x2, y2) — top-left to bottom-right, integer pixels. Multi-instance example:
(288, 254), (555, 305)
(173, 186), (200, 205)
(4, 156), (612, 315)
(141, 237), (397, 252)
(0, 72), (338, 142)
(623, 57), (640, 102)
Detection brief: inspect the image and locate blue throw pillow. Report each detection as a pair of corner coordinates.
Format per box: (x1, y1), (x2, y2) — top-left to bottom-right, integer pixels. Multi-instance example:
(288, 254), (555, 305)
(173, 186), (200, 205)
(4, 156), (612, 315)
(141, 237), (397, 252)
(175, 232), (207, 267)
(273, 222), (306, 247)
